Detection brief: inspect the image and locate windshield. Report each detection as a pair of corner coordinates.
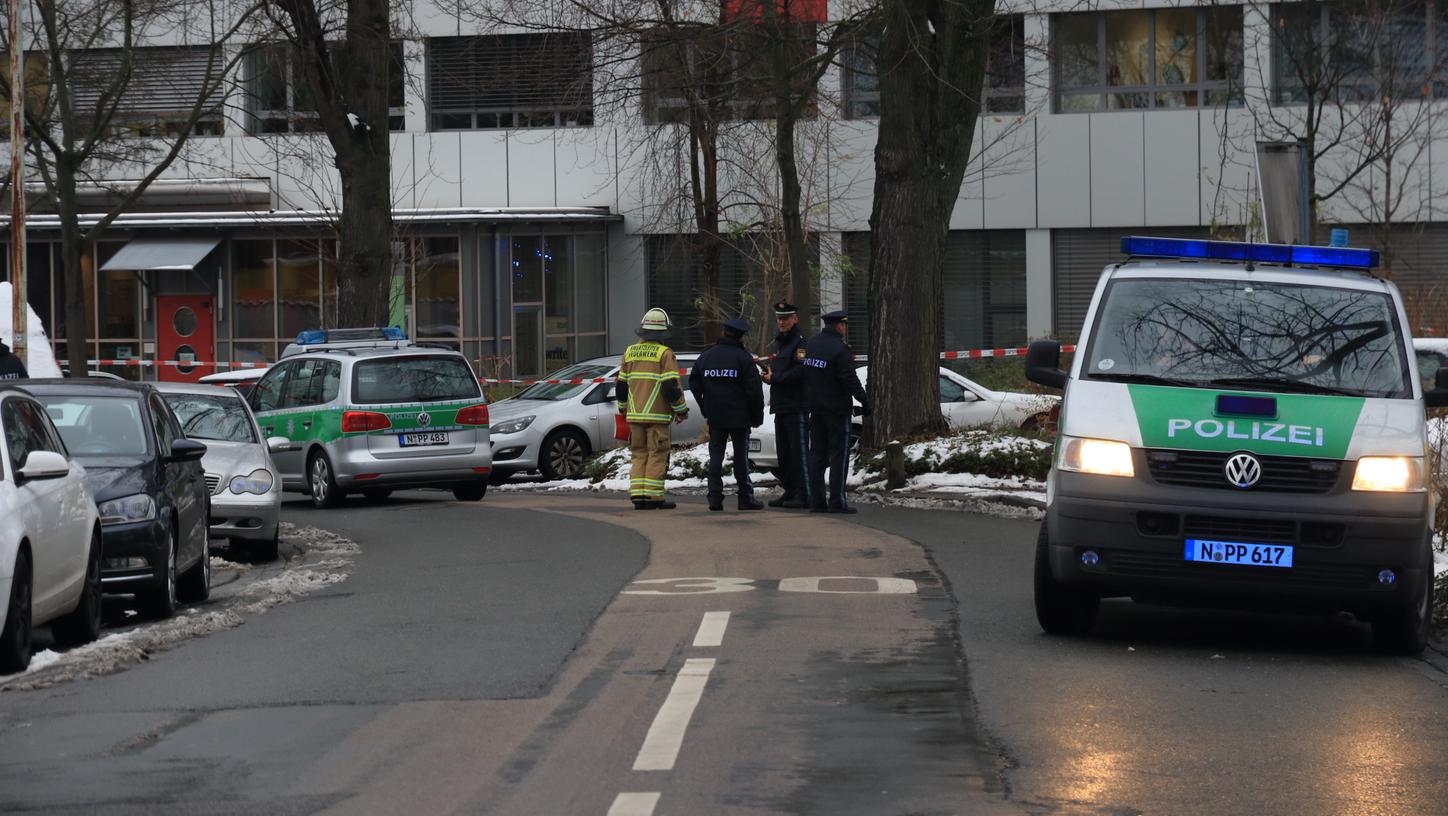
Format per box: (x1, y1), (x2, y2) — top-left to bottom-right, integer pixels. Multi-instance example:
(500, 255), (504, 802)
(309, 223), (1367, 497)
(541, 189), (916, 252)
(1085, 278), (1412, 399)
(164, 394), (257, 443)
(36, 395), (150, 458)
(352, 355), (481, 404)
(514, 364), (615, 401)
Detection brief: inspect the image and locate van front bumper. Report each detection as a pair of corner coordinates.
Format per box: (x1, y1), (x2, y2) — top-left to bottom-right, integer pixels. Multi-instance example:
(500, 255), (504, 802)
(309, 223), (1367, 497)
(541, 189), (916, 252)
(1047, 469), (1433, 616)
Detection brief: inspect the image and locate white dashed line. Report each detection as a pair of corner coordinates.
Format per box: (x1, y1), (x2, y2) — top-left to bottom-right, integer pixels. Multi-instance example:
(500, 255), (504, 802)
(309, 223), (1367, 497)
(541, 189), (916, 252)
(632, 657), (716, 771)
(691, 611), (731, 647)
(607, 792), (661, 815)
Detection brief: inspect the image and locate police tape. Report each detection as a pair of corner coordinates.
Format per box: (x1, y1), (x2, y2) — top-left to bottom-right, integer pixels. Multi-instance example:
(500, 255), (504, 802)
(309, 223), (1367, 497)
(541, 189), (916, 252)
(86, 359), (270, 368)
(939, 344), (1078, 359)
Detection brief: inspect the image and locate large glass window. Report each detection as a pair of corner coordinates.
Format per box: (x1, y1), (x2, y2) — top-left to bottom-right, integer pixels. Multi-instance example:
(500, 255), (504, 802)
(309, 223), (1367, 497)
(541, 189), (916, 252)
(277, 239), (321, 339)
(1054, 6), (1243, 111)
(1274, 1), (1432, 104)
(70, 47), (226, 138)
(413, 236), (461, 341)
(248, 42), (405, 134)
(844, 15), (1025, 118)
(428, 34), (593, 129)
(232, 240), (276, 340)
(642, 25), (819, 124)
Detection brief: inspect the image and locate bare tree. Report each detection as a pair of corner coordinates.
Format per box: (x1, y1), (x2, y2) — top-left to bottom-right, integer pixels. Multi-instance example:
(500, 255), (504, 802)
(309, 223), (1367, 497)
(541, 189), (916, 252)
(4, 0), (253, 377)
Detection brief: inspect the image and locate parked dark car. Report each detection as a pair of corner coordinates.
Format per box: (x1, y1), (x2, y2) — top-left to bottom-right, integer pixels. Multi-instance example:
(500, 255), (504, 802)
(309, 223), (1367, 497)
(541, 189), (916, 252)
(24, 381), (211, 619)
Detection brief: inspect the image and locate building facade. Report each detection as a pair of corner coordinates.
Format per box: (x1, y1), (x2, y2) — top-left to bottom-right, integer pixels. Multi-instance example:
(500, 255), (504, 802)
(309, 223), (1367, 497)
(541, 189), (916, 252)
(7, 0), (1446, 380)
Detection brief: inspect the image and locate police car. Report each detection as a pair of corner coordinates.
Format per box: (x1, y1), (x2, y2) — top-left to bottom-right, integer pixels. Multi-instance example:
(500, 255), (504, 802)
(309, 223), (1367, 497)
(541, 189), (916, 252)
(1026, 237), (1448, 654)
(248, 329), (492, 506)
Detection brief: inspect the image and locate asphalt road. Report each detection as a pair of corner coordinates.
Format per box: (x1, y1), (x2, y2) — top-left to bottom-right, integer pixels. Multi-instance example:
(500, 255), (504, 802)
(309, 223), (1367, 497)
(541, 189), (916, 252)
(0, 491), (1445, 815)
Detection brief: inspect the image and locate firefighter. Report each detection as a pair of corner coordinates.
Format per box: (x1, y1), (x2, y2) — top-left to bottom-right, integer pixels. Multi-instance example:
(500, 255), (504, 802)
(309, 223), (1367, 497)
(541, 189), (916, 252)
(761, 301), (810, 508)
(804, 310), (869, 513)
(616, 308), (690, 510)
(689, 318), (765, 512)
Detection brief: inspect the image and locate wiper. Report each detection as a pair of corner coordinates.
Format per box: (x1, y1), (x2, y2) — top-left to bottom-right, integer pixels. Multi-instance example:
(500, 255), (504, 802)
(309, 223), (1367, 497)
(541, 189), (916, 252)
(1205, 376), (1362, 397)
(1086, 372), (1200, 387)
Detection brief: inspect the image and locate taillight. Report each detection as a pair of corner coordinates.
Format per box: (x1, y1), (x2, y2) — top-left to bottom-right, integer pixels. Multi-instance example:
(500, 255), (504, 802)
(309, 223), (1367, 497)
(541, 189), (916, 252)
(456, 404), (490, 426)
(342, 411), (392, 433)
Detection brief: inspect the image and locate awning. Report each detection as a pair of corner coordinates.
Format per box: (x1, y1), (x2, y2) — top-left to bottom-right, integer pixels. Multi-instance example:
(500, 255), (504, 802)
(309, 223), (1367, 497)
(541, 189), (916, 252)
(100, 237), (222, 271)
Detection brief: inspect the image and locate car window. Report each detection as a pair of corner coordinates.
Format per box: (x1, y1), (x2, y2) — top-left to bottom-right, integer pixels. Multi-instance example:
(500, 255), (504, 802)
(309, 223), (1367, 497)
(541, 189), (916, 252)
(164, 393), (258, 443)
(351, 355), (481, 404)
(1, 399), (53, 474)
(17, 401), (65, 456)
(283, 360), (328, 408)
(150, 395), (178, 454)
(252, 362), (292, 412)
(515, 364), (614, 402)
(939, 376), (967, 403)
(36, 395), (150, 458)
(321, 361), (341, 403)
(1416, 350), (1445, 386)
(583, 383), (615, 406)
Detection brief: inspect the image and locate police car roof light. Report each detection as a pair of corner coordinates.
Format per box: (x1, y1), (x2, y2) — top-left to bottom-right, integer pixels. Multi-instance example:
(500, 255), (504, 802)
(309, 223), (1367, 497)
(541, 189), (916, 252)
(1120, 236), (1380, 270)
(295, 327), (408, 345)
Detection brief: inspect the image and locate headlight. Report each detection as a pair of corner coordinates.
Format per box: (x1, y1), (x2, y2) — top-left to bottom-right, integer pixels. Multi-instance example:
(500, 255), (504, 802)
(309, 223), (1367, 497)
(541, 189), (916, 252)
(98, 494), (157, 526)
(491, 415), (536, 435)
(1058, 436), (1135, 478)
(229, 468), (275, 495)
(1351, 456), (1426, 492)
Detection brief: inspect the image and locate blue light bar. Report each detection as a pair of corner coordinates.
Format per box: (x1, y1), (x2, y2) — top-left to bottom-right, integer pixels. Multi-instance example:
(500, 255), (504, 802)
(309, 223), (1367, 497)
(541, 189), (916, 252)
(1120, 236), (1380, 269)
(294, 327), (408, 345)
(295, 329), (328, 345)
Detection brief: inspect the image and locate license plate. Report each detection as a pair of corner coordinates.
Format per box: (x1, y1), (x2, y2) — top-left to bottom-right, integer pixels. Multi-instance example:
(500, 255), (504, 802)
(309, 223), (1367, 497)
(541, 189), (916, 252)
(1184, 539), (1294, 569)
(749, 438), (762, 452)
(399, 432), (449, 447)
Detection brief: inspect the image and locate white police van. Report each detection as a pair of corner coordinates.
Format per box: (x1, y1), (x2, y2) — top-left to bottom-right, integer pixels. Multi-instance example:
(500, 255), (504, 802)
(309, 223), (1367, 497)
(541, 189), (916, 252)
(1025, 236), (1448, 654)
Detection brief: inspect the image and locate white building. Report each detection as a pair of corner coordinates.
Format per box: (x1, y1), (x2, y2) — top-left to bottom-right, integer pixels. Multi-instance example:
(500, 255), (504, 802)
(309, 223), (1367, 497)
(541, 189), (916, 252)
(9, 0), (1446, 380)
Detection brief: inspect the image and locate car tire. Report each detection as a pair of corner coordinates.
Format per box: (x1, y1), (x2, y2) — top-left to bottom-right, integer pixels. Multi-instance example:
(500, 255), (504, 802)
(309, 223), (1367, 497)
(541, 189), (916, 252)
(250, 529), (280, 563)
(53, 529), (103, 647)
(539, 429), (589, 481)
(1372, 540), (1432, 655)
(362, 488), (393, 502)
(309, 451), (345, 509)
(452, 482), (488, 502)
(177, 535), (210, 604)
(1034, 524), (1099, 636)
(0, 550), (32, 674)
(139, 529), (178, 620)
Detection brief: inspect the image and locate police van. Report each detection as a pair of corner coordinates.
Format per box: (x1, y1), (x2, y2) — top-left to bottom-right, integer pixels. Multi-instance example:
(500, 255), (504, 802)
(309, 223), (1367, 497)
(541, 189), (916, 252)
(1025, 237), (1448, 654)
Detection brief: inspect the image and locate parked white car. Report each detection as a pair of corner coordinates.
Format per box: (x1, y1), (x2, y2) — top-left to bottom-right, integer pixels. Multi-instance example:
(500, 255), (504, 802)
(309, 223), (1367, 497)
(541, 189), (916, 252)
(489, 353), (712, 481)
(749, 365), (1057, 470)
(0, 386), (104, 673)
(1413, 338), (1447, 392)
(156, 383), (285, 561)
(198, 368), (267, 400)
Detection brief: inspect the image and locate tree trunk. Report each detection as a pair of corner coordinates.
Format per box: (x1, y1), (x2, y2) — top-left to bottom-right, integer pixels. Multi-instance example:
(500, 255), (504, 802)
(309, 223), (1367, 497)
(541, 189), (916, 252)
(763, 5), (813, 324)
(864, 0), (993, 448)
(56, 158), (88, 378)
(690, 114), (723, 345)
(336, 152), (394, 327)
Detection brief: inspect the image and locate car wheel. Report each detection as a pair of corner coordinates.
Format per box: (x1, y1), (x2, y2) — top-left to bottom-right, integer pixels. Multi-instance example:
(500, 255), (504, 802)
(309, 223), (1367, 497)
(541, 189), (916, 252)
(53, 529), (103, 647)
(362, 488), (393, 502)
(0, 550), (32, 674)
(250, 528), (280, 563)
(1033, 524), (1099, 636)
(1372, 539), (1433, 655)
(139, 530), (178, 620)
(177, 535), (211, 604)
(309, 452), (345, 509)
(539, 430), (589, 481)
(452, 482), (488, 502)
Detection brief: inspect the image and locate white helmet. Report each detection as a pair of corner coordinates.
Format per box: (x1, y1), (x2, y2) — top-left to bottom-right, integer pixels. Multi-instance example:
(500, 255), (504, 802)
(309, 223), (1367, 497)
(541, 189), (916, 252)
(639, 308), (672, 332)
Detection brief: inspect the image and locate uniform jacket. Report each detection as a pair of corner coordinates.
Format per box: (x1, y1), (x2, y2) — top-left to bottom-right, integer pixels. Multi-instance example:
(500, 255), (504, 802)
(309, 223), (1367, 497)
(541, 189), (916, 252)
(803, 330), (868, 416)
(0, 352), (27, 381)
(616, 340), (688, 424)
(689, 336), (764, 429)
(766, 326), (809, 414)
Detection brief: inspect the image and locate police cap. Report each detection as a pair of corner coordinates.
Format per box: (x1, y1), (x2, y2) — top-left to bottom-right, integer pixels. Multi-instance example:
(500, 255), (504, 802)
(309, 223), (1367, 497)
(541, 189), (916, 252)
(821, 309), (848, 324)
(773, 301), (797, 317)
(723, 317), (751, 335)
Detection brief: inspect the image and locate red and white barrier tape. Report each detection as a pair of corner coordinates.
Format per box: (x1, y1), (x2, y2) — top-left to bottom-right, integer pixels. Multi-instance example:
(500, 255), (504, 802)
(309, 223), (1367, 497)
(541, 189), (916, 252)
(87, 359), (270, 369)
(938, 344), (1077, 359)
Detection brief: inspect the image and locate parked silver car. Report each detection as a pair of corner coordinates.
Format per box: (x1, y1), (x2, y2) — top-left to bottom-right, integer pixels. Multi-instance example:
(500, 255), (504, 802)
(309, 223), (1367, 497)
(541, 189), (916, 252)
(156, 383), (286, 561)
(490, 354), (706, 481)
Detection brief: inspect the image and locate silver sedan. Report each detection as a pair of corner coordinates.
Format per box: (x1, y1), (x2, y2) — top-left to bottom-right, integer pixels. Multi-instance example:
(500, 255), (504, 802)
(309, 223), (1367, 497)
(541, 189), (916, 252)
(155, 383), (288, 561)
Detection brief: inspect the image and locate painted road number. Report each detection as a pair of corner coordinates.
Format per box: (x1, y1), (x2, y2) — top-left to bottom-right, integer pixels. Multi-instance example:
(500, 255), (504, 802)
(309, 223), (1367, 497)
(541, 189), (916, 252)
(623, 577), (918, 595)
(1184, 539), (1294, 569)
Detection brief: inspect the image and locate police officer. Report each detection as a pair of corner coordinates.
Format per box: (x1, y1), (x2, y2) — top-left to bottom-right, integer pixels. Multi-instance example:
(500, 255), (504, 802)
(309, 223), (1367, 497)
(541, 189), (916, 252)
(689, 318), (765, 511)
(761, 301), (810, 508)
(0, 340), (27, 380)
(617, 308), (690, 510)
(803, 310), (868, 514)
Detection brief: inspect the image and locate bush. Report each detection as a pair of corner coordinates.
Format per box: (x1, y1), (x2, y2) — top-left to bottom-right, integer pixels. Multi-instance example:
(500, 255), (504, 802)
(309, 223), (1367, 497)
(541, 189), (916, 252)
(584, 449), (625, 483)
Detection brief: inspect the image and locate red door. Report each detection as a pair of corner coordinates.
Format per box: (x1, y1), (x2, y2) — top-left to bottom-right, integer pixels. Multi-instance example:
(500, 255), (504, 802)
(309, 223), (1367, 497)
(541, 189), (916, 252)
(157, 295), (215, 383)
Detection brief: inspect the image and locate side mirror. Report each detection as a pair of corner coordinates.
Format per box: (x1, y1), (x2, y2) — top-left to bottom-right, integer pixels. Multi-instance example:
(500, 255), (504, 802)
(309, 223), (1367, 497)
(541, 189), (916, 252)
(267, 436), (300, 453)
(1025, 340), (1068, 390)
(166, 438), (208, 463)
(18, 450), (70, 482)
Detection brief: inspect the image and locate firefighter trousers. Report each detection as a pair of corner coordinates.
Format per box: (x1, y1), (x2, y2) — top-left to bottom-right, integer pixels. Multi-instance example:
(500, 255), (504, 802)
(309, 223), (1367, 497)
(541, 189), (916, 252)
(628, 422), (672, 499)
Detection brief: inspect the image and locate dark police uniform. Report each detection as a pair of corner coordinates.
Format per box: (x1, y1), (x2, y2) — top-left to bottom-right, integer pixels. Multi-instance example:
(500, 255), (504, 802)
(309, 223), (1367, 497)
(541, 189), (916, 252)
(803, 311), (868, 512)
(0, 342), (27, 380)
(766, 302), (811, 506)
(688, 319), (765, 510)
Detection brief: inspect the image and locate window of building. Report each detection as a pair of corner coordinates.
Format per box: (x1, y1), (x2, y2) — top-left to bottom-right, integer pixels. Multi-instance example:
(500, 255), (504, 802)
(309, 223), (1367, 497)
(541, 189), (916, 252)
(641, 25), (819, 125)
(248, 42), (405, 134)
(1274, 2), (1432, 104)
(69, 47), (226, 137)
(412, 236), (461, 342)
(277, 239), (322, 339)
(843, 15), (1025, 119)
(1054, 7), (1242, 112)
(428, 33), (593, 130)
(499, 231), (607, 374)
(231, 240), (276, 343)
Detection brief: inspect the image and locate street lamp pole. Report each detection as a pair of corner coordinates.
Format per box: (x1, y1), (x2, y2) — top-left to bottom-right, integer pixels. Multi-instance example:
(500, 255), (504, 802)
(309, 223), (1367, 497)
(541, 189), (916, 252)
(8, 0), (25, 368)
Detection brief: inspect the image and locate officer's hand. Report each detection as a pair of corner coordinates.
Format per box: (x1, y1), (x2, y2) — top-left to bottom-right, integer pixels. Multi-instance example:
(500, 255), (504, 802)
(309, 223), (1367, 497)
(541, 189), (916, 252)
(761, 368), (772, 383)
(675, 410), (689, 424)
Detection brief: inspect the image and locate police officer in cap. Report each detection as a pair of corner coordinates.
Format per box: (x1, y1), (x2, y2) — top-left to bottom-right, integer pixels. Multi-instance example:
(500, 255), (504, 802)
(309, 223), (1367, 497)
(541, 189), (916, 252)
(761, 301), (810, 508)
(689, 317), (765, 511)
(803, 310), (868, 513)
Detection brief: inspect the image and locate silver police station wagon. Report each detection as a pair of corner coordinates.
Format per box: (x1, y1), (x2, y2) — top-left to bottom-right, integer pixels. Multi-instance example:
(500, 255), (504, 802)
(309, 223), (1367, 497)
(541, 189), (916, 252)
(248, 329), (492, 507)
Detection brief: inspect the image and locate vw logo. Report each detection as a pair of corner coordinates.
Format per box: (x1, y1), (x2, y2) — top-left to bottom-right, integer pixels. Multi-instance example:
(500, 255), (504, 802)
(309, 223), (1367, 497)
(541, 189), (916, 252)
(417, 411), (432, 427)
(1224, 453), (1262, 489)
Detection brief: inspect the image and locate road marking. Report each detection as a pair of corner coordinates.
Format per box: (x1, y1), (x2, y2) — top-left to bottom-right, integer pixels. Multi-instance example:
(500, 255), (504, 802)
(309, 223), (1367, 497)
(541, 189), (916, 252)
(691, 611), (731, 647)
(777, 576), (918, 594)
(607, 792), (660, 815)
(633, 658), (716, 771)
(624, 577), (755, 595)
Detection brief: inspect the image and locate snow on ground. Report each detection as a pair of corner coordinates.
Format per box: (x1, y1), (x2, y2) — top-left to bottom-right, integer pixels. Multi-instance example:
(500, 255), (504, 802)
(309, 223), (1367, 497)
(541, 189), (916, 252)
(0, 281), (62, 377)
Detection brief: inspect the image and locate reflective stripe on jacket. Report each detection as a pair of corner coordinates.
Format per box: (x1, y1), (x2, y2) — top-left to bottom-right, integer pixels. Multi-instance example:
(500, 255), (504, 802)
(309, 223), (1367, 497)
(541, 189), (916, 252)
(617, 341), (687, 423)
